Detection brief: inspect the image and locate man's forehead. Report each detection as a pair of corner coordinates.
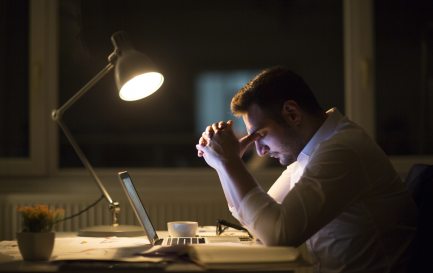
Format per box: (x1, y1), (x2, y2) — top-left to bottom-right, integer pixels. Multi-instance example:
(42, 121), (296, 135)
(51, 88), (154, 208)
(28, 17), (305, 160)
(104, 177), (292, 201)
(242, 104), (266, 134)
(241, 114), (253, 132)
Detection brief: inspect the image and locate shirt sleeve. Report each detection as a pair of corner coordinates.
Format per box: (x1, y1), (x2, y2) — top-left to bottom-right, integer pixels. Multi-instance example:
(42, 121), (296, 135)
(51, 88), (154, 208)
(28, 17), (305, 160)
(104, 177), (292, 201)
(267, 162), (298, 203)
(236, 142), (367, 246)
(230, 163), (296, 224)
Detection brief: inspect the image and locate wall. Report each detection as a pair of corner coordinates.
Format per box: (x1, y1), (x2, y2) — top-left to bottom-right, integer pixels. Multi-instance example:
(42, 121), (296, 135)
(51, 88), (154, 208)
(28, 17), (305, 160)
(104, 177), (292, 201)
(0, 168), (280, 240)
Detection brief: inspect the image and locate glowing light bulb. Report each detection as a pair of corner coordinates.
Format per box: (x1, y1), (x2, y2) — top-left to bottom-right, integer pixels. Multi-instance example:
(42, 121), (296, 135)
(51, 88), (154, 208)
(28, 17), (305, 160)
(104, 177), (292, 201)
(119, 72), (164, 101)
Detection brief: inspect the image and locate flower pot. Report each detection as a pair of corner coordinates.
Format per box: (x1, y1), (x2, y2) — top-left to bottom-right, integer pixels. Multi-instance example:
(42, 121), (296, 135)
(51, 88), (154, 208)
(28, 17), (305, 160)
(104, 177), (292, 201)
(16, 231), (55, 261)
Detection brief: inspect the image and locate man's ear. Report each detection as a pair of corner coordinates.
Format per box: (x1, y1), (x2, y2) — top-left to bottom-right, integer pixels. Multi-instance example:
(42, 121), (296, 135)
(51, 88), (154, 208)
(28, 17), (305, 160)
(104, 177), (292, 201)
(281, 100), (302, 126)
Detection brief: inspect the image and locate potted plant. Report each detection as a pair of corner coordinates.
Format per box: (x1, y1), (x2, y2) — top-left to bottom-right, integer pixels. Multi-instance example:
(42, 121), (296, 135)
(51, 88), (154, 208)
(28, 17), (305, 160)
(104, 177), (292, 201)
(16, 204), (64, 261)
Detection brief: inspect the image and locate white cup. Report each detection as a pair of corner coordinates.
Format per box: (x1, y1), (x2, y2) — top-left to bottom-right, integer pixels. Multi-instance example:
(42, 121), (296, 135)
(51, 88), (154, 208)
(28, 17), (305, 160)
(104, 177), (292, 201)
(167, 221), (198, 237)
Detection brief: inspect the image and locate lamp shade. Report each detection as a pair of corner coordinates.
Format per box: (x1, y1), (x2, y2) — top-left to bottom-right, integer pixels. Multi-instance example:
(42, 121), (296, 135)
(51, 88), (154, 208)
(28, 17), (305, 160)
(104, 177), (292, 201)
(111, 31), (164, 101)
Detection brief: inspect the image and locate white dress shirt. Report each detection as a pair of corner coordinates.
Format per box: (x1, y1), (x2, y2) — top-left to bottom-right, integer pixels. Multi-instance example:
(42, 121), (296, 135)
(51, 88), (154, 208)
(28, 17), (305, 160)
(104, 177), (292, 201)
(227, 108), (417, 273)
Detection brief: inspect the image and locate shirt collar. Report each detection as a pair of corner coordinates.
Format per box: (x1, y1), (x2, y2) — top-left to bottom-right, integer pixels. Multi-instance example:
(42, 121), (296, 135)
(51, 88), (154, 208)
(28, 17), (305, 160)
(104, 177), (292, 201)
(298, 107), (343, 161)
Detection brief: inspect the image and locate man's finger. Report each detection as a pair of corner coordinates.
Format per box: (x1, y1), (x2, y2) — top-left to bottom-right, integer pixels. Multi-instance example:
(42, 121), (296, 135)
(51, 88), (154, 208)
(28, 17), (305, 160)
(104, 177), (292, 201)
(240, 132), (262, 147)
(196, 144), (205, 157)
(199, 136), (207, 146)
(205, 125), (214, 137)
(202, 131), (211, 143)
(239, 132), (262, 156)
(212, 122), (220, 133)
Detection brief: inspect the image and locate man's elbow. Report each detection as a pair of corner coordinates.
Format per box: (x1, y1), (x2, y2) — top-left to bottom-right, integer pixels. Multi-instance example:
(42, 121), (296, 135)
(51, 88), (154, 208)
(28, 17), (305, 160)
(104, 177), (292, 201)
(262, 233), (305, 247)
(255, 215), (306, 247)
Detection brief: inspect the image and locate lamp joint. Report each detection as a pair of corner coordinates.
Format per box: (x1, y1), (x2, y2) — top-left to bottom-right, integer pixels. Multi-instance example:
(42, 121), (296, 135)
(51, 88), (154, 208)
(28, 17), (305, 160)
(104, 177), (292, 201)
(51, 109), (61, 121)
(109, 201), (121, 227)
(108, 49), (119, 64)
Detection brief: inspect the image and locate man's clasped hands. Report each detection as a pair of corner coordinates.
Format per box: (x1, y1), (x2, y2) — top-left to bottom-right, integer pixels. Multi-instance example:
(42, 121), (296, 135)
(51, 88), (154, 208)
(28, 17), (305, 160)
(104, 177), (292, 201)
(195, 120), (262, 169)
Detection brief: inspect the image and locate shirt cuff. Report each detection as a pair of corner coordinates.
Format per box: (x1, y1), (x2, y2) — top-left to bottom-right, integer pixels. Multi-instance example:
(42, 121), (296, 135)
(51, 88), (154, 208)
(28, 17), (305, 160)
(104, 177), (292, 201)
(228, 205), (240, 222)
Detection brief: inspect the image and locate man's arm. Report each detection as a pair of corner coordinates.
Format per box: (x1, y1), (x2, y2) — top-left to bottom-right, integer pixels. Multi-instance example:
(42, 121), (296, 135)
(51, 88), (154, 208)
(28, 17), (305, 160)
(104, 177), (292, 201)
(236, 143), (367, 246)
(196, 121), (304, 245)
(197, 124), (367, 246)
(196, 121), (260, 210)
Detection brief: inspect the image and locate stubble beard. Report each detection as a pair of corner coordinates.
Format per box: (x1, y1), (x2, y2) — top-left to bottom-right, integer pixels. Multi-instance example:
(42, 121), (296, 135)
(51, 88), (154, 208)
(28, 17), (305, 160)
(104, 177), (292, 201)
(278, 154), (296, 166)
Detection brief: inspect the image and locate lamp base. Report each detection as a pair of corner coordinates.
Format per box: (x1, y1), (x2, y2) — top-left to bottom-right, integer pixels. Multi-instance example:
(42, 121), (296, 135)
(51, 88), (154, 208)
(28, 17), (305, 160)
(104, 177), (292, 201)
(78, 225), (145, 237)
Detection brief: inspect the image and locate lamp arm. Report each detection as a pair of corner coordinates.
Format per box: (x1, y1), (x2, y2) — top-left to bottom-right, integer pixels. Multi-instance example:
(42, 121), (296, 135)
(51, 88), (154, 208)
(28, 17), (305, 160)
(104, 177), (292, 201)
(51, 63), (117, 211)
(54, 118), (114, 205)
(54, 63), (114, 116)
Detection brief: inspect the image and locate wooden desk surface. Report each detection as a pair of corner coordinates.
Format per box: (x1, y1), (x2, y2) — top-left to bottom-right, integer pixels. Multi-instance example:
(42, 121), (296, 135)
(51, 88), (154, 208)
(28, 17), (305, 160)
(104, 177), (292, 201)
(0, 232), (312, 273)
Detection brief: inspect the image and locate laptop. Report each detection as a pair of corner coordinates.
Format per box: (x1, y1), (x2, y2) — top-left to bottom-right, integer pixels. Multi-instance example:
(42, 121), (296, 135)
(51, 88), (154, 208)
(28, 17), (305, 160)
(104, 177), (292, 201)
(118, 171), (241, 246)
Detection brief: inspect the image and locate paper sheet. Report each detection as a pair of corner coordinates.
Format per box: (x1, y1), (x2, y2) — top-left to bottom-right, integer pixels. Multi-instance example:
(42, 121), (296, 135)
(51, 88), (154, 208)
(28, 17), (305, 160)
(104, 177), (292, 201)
(0, 241), (21, 262)
(0, 236), (163, 263)
(51, 236), (161, 262)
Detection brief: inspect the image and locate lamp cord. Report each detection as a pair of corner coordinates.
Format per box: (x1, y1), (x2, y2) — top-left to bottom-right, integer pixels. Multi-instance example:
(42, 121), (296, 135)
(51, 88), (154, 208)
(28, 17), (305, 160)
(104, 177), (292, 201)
(55, 194), (105, 224)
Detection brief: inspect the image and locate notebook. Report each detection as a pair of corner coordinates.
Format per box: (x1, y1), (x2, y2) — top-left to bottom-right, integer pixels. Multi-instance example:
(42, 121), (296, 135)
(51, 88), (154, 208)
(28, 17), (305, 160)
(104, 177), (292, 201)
(118, 171), (241, 246)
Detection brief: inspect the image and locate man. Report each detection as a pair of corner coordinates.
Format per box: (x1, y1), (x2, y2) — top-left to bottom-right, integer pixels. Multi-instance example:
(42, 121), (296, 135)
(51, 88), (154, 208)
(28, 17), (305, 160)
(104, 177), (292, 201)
(196, 67), (417, 273)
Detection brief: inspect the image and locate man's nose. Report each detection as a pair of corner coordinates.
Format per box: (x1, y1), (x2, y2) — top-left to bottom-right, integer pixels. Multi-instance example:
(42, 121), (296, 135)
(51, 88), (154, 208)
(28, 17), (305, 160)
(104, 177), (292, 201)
(255, 141), (269, 157)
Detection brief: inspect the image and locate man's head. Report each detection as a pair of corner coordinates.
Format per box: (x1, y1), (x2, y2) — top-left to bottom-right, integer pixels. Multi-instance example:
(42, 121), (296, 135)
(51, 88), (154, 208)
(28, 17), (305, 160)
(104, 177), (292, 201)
(231, 67), (325, 165)
(231, 66), (323, 118)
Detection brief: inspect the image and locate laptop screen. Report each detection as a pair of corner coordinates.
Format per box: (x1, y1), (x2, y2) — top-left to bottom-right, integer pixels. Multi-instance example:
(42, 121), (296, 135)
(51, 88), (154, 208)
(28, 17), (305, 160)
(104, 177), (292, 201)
(118, 171), (158, 244)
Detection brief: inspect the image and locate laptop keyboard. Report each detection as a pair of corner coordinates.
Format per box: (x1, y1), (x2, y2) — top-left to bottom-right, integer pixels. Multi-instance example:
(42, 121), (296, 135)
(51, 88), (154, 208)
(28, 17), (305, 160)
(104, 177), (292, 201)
(166, 237), (206, 245)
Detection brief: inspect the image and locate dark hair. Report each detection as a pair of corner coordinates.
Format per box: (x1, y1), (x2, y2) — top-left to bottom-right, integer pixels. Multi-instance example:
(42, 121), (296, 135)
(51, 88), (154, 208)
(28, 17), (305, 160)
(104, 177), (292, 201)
(231, 67), (323, 117)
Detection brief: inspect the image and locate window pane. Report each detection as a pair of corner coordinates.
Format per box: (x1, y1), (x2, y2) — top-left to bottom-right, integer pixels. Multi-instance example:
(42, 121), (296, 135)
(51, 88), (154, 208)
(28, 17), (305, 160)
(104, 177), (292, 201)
(375, 0), (433, 155)
(0, 0), (29, 158)
(58, 0), (343, 168)
(195, 70), (259, 136)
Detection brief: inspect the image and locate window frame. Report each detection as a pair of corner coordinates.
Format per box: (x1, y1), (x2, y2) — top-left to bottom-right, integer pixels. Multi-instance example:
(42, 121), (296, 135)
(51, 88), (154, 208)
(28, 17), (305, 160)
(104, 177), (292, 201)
(343, 0), (433, 174)
(0, 0), (58, 176)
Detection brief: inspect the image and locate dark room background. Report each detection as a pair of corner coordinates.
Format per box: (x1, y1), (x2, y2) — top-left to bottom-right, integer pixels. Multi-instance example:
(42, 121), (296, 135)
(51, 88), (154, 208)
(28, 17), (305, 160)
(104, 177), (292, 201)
(58, 0), (344, 168)
(1, 0), (432, 169)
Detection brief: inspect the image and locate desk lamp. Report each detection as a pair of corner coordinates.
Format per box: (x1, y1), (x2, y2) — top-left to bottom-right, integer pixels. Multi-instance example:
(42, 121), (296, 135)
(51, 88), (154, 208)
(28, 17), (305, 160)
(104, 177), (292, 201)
(51, 31), (164, 237)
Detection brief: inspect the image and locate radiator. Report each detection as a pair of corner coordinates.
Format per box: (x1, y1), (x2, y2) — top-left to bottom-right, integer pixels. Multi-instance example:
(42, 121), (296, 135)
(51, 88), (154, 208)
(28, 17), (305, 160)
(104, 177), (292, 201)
(0, 193), (233, 241)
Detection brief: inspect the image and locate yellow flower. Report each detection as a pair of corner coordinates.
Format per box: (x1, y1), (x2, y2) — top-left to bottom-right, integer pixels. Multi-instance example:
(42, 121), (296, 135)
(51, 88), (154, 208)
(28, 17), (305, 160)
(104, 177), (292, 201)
(17, 204), (64, 232)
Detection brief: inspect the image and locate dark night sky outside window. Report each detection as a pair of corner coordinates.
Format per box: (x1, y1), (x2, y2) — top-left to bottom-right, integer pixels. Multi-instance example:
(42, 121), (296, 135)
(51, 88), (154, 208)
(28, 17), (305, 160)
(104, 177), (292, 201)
(0, 0), (29, 158)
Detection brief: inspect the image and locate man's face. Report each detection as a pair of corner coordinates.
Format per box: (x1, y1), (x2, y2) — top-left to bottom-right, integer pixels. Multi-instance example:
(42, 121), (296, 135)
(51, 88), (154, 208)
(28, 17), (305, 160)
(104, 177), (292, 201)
(242, 103), (305, 166)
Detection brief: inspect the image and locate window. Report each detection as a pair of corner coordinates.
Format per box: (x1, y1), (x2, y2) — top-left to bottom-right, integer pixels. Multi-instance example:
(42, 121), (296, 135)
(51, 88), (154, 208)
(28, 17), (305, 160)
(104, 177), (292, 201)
(195, 70), (259, 137)
(375, 0), (433, 155)
(4, 0), (431, 177)
(58, 0), (344, 168)
(0, 0), (29, 159)
(0, 0), (56, 176)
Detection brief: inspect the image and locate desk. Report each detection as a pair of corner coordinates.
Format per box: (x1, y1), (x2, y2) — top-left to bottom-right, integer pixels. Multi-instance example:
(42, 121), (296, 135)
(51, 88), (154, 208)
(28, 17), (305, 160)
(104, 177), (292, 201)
(0, 231), (313, 273)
